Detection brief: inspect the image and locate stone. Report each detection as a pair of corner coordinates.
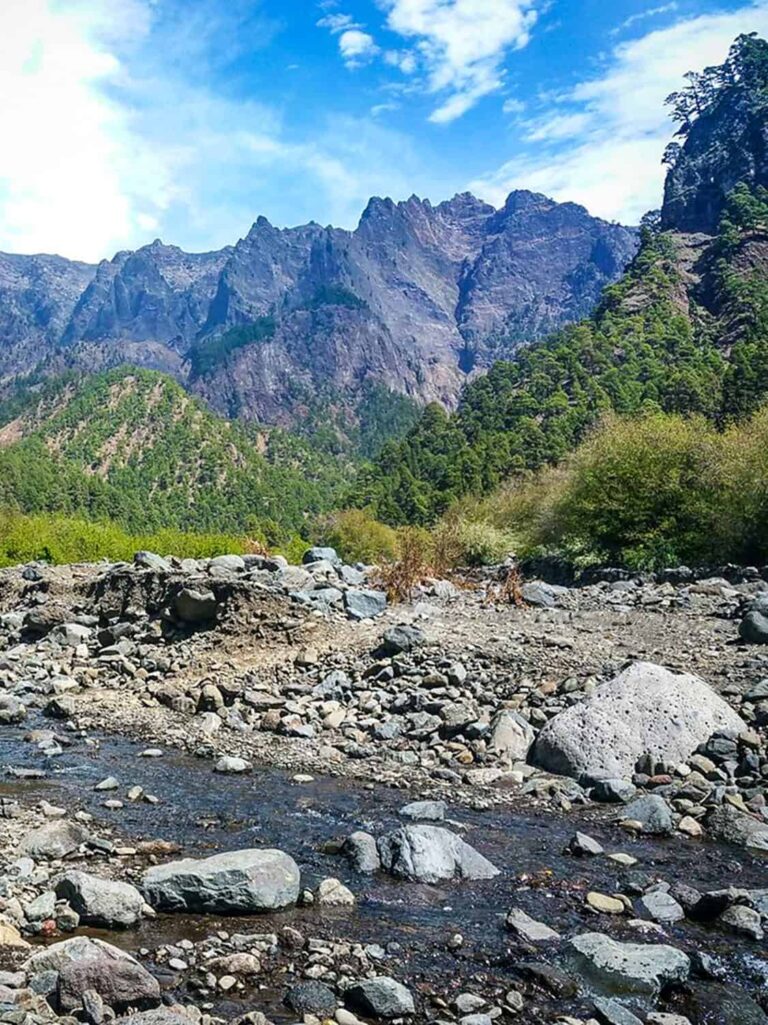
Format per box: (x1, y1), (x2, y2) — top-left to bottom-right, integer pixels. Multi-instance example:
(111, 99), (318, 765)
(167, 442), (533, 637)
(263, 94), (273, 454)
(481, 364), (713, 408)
(718, 904), (764, 940)
(591, 779), (637, 803)
(20, 820), (89, 860)
(635, 891), (685, 924)
(303, 546), (342, 567)
(315, 878), (355, 906)
(346, 977), (415, 1019)
(26, 937), (160, 1014)
(173, 588), (218, 624)
(380, 624), (426, 655)
(505, 908), (560, 942)
(533, 661), (746, 780)
(345, 589), (387, 620)
(567, 831), (604, 856)
(0, 923), (30, 949)
(0, 695), (26, 725)
(592, 997), (644, 1025)
(621, 795), (673, 835)
(344, 832), (381, 873)
(51, 623), (92, 646)
(377, 825), (499, 883)
(142, 848), (300, 913)
(587, 893), (625, 915)
(399, 800), (446, 821)
(487, 710), (535, 762)
(134, 551), (172, 572)
(285, 981), (337, 1016)
(740, 610), (768, 644)
(566, 932), (690, 1002)
(707, 804), (768, 850)
(209, 554), (245, 573)
(54, 871), (146, 928)
(521, 581), (560, 608)
(115, 1013), (195, 1025)
(214, 756), (251, 774)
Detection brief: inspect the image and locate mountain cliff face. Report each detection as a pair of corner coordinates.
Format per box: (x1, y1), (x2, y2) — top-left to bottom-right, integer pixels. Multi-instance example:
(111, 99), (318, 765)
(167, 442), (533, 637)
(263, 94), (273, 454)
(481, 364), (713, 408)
(0, 191), (637, 425)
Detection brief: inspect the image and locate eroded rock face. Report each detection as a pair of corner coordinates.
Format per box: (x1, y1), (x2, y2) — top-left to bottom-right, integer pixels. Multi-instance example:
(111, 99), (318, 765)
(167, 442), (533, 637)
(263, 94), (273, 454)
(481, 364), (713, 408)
(532, 661), (746, 781)
(376, 825), (499, 884)
(142, 848), (301, 913)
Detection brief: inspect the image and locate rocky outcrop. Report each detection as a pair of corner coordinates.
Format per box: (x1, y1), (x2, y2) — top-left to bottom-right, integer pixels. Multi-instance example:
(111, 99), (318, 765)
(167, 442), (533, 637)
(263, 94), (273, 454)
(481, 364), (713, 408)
(532, 661), (746, 780)
(0, 191), (637, 425)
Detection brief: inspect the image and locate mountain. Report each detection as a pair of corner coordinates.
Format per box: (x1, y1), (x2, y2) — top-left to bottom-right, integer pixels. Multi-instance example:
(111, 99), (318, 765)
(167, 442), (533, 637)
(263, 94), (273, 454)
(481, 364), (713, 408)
(0, 191), (637, 428)
(363, 34), (768, 525)
(0, 368), (346, 539)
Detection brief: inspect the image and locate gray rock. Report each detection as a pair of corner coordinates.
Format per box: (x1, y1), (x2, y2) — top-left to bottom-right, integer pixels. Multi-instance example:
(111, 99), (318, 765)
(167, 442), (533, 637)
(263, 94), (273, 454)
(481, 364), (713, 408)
(114, 1013), (194, 1025)
(566, 932), (690, 1001)
(718, 904), (764, 940)
(635, 890), (685, 924)
(142, 848), (300, 912)
(487, 710), (535, 762)
(567, 832), (604, 856)
(54, 871), (146, 928)
(345, 588), (387, 620)
(344, 831), (381, 874)
(377, 825), (499, 883)
(380, 624), (426, 655)
(621, 795), (674, 835)
(521, 581), (561, 608)
(303, 547), (342, 567)
(592, 998), (644, 1025)
(346, 977), (415, 1018)
(740, 610), (768, 644)
(50, 623), (92, 646)
(590, 779), (637, 803)
(707, 805), (768, 851)
(133, 552), (172, 572)
(209, 554), (245, 573)
(399, 800), (446, 821)
(284, 981), (337, 1015)
(0, 695), (26, 725)
(20, 820), (90, 860)
(533, 661), (745, 780)
(173, 588), (218, 624)
(505, 908), (560, 942)
(26, 937), (160, 1014)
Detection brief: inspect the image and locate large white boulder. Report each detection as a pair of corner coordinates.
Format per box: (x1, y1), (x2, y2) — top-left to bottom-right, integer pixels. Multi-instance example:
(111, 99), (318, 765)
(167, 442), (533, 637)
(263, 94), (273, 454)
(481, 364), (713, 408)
(532, 661), (746, 781)
(377, 825), (499, 883)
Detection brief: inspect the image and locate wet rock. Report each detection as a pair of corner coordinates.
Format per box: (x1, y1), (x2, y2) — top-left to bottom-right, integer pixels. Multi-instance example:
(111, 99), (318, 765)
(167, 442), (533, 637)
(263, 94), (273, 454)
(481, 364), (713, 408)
(399, 800), (446, 821)
(707, 804), (768, 850)
(19, 820), (90, 860)
(621, 795), (674, 835)
(346, 977), (415, 1019)
(26, 936), (160, 1014)
(142, 848), (301, 912)
(377, 825), (499, 883)
(285, 980), (337, 1016)
(54, 871), (146, 928)
(533, 661), (746, 780)
(566, 932), (690, 1001)
(684, 982), (768, 1024)
(343, 832), (381, 874)
(635, 890), (684, 924)
(505, 908), (560, 942)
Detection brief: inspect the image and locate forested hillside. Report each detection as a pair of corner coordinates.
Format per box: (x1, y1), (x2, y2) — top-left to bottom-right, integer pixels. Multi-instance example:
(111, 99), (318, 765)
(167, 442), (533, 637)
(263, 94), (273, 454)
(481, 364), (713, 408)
(362, 35), (768, 526)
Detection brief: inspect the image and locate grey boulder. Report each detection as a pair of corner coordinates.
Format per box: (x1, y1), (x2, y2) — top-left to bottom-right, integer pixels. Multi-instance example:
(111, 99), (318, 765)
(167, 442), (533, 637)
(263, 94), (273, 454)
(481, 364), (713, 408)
(487, 710), (535, 762)
(707, 805), (768, 851)
(142, 848), (300, 913)
(344, 831), (382, 874)
(20, 821), (90, 860)
(621, 795), (674, 835)
(377, 825), (499, 883)
(54, 871), (146, 928)
(345, 588), (387, 620)
(533, 661), (745, 780)
(346, 977), (415, 1018)
(566, 932), (690, 1002)
(173, 588), (218, 624)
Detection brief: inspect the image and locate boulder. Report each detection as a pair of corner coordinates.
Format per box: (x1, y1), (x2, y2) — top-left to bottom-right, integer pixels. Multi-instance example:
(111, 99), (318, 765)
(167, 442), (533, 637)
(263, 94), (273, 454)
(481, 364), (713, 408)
(739, 611), (768, 644)
(707, 805), (768, 851)
(533, 662), (746, 780)
(133, 551), (172, 572)
(487, 710), (535, 762)
(0, 695), (26, 725)
(19, 821), (90, 860)
(566, 932), (690, 1002)
(377, 825), (499, 883)
(346, 977), (415, 1018)
(399, 800), (446, 821)
(209, 555), (245, 573)
(344, 831), (381, 874)
(142, 848), (300, 913)
(26, 937), (160, 1014)
(173, 588), (218, 624)
(54, 871), (146, 928)
(521, 581), (562, 608)
(303, 546), (342, 567)
(284, 981), (337, 1016)
(380, 624), (426, 656)
(621, 795), (674, 835)
(345, 589), (387, 621)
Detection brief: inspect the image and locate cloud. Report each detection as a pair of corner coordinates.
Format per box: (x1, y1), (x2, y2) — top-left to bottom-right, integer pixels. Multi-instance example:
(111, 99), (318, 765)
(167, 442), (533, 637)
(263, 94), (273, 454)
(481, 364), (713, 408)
(471, 2), (768, 224)
(380, 0), (539, 122)
(612, 3), (679, 35)
(319, 10), (379, 68)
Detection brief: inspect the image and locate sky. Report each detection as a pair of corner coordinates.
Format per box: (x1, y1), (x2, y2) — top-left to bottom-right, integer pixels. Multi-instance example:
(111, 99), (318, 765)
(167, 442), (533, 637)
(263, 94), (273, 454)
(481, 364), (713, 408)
(2, 0), (768, 261)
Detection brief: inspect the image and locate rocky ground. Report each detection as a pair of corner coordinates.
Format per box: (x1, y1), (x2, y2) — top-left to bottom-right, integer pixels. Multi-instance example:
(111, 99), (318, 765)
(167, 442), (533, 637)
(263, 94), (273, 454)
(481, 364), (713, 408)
(2, 549), (768, 1025)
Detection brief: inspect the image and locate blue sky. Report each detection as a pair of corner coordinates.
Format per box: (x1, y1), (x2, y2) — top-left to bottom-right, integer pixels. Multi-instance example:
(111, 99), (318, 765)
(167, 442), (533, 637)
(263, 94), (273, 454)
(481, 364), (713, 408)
(2, 0), (768, 260)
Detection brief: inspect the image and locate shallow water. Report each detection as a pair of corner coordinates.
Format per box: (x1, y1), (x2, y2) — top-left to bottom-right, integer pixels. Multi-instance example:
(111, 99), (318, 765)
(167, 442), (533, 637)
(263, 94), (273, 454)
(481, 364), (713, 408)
(2, 721), (768, 1021)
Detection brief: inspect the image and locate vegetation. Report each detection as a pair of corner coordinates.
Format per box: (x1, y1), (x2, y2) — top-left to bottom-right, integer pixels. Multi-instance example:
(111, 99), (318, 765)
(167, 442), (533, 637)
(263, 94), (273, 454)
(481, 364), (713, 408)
(188, 317), (276, 378)
(0, 509), (247, 568)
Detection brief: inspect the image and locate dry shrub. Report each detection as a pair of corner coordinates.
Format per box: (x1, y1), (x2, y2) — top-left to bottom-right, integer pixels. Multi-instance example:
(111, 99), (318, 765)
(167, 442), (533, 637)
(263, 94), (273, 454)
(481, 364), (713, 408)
(377, 526), (433, 602)
(243, 536), (270, 556)
(487, 565), (525, 606)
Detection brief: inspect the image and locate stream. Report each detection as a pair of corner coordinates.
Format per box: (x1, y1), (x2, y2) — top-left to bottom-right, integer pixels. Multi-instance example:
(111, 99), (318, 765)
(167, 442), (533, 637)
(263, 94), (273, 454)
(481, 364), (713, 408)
(3, 721), (768, 1021)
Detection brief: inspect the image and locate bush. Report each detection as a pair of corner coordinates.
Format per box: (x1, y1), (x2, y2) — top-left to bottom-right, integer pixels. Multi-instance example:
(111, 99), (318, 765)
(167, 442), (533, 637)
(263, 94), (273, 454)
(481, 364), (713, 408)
(318, 508), (399, 565)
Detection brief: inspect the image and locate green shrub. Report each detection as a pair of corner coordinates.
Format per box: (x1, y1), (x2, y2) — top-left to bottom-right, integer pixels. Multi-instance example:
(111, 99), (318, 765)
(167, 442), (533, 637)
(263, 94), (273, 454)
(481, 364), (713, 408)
(318, 508), (399, 564)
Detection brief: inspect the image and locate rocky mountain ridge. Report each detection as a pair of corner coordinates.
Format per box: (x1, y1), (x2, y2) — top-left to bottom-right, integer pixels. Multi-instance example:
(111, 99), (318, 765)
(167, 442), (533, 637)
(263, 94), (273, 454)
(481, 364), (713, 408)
(0, 190), (638, 425)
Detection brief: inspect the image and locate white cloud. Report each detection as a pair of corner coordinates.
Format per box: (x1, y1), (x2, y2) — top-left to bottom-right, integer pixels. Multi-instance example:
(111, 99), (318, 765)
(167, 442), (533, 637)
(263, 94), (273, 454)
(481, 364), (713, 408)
(381, 0), (539, 122)
(612, 3), (679, 35)
(338, 28), (379, 66)
(471, 2), (768, 223)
